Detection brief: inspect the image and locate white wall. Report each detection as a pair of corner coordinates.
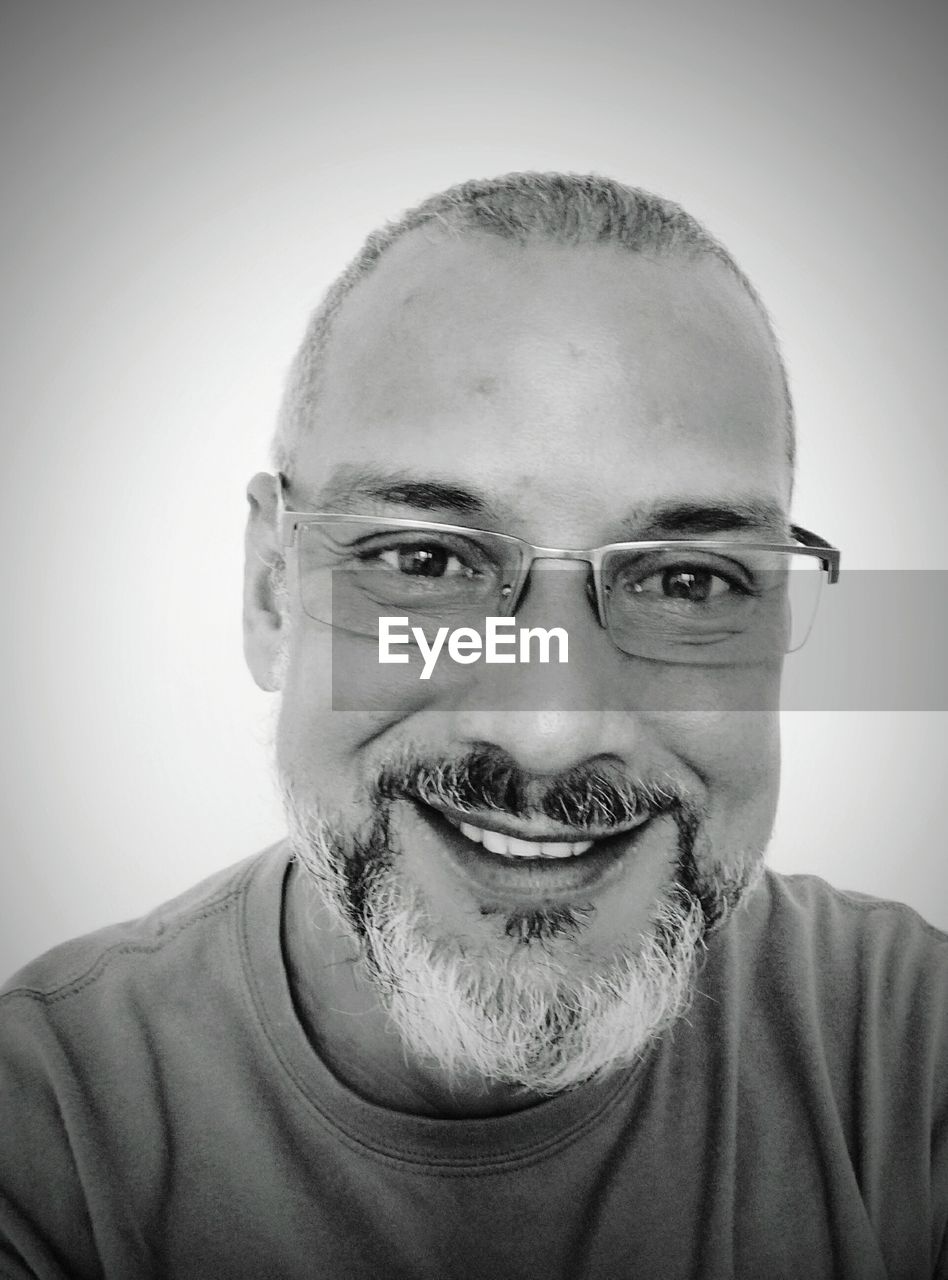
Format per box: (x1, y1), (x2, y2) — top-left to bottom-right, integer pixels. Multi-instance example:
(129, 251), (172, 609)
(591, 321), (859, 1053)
(2, 0), (946, 979)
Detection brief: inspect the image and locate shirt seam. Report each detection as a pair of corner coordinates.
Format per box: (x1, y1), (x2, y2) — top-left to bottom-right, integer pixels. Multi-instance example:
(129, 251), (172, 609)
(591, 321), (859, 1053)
(777, 872), (948, 944)
(0, 884), (249, 1009)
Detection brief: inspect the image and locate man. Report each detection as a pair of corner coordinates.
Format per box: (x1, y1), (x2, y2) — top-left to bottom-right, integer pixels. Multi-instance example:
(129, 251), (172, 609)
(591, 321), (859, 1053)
(1, 173), (945, 1279)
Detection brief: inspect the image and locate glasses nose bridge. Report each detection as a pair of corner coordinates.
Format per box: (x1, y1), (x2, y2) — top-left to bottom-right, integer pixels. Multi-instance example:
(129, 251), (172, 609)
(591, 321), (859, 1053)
(530, 545), (593, 564)
(517, 544), (605, 626)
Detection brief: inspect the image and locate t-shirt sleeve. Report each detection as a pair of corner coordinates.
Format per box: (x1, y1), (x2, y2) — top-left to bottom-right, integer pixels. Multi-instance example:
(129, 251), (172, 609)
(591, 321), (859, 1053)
(0, 988), (99, 1280)
(847, 889), (948, 1278)
(934, 991), (948, 1280)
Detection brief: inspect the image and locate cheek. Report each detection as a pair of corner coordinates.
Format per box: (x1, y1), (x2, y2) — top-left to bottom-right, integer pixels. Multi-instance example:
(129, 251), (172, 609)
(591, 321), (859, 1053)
(665, 710), (781, 838)
(275, 629), (438, 810)
(276, 632), (345, 799)
(279, 614), (483, 776)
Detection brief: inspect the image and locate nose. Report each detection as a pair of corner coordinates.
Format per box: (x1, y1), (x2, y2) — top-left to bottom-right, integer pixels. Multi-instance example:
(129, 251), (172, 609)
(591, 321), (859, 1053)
(448, 706), (638, 777)
(447, 563), (644, 775)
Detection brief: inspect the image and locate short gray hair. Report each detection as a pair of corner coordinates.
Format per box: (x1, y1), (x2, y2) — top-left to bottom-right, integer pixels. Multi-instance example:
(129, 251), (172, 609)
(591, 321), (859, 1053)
(271, 171), (794, 475)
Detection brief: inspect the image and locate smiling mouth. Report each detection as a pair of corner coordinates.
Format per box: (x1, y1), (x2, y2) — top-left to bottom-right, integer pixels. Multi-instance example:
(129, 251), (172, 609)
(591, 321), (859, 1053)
(436, 808), (651, 861)
(409, 800), (660, 899)
(457, 822), (594, 859)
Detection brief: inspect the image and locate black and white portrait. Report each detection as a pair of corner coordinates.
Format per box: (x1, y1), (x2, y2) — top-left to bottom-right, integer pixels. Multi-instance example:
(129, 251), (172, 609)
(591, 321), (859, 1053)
(1, 2), (946, 1277)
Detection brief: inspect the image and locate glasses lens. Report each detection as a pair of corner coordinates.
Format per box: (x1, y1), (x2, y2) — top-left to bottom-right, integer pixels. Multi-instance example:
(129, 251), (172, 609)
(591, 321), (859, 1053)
(295, 521), (521, 636)
(601, 546), (825, 664)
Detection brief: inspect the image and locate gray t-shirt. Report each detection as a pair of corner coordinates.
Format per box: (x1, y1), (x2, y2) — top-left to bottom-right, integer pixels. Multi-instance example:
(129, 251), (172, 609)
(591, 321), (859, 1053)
(1, 845), (946, 1279)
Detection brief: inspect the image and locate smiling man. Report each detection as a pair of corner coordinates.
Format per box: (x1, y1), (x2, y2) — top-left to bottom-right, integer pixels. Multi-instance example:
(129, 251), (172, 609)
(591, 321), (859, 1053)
(2, 174), (947, 1279)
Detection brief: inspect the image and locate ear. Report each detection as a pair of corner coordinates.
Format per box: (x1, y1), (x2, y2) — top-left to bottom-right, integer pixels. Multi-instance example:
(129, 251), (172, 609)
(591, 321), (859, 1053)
(243, 472), (289, 692)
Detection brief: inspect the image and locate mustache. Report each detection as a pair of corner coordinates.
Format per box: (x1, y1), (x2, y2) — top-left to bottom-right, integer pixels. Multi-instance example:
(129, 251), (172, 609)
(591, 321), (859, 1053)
(284, 749), (755, 940)
(373, 746), (697, 835)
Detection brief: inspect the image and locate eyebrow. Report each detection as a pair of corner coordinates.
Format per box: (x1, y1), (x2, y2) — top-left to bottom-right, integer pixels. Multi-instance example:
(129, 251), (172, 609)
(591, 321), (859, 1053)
(305, 466), (497, 519)
(296, 467), (788, 540)
(619, 500), (790, 540)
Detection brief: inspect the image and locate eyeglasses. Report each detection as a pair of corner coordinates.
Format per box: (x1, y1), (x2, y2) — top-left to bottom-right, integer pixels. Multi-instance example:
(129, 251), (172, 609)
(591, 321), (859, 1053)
(276, 476), (840, 667)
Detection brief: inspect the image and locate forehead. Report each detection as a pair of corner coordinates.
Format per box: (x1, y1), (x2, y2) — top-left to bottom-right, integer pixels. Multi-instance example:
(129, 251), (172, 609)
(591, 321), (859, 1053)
(294, 229), (791, 536)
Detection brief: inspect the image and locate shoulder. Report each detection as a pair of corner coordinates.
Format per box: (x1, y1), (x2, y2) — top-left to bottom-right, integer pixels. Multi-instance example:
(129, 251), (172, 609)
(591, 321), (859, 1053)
(752, 867), (948, 972)
(705, 870), (948, 1144)
(0, 842), (289, 1023)
(723, 869), (948, 1075)
(0, 844), (290, 1277)
(762, 866), (947, 929)
(0, 843), (291, 1218)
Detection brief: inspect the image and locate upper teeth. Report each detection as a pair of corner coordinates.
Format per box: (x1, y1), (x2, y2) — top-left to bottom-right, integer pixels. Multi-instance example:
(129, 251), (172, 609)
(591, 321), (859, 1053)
(458, 821), (594, 859)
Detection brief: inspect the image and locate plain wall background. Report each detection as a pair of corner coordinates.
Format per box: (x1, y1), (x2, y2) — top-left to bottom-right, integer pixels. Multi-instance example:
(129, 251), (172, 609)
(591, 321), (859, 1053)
(1, 0), (946, 980)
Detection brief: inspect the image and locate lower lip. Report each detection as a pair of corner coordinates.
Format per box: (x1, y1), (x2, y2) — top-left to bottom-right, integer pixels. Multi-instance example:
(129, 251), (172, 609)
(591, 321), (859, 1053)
(413, 803), (654, 901)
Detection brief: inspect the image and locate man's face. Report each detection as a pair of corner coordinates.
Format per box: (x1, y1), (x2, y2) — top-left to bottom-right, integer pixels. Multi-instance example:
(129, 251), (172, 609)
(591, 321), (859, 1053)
(254, 230), (791, 1091)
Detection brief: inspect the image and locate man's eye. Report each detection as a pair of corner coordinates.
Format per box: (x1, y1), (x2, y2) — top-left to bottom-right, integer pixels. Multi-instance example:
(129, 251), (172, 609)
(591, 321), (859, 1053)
(616, 560), (752, 604)
(375, 544), (477, 579)
(630, 566), (744, 603)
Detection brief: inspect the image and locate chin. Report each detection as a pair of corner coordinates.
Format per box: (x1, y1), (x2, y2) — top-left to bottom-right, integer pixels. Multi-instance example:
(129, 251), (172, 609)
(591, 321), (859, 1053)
(282, 774), (764, 1094)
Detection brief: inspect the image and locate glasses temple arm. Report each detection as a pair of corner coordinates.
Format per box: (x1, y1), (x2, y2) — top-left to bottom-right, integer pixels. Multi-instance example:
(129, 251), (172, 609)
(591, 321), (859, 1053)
(790, 523), (841, 583)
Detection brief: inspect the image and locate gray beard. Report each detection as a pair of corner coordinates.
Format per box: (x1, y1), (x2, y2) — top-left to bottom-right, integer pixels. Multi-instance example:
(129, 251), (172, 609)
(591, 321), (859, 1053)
(281, 778), (762, 1096)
